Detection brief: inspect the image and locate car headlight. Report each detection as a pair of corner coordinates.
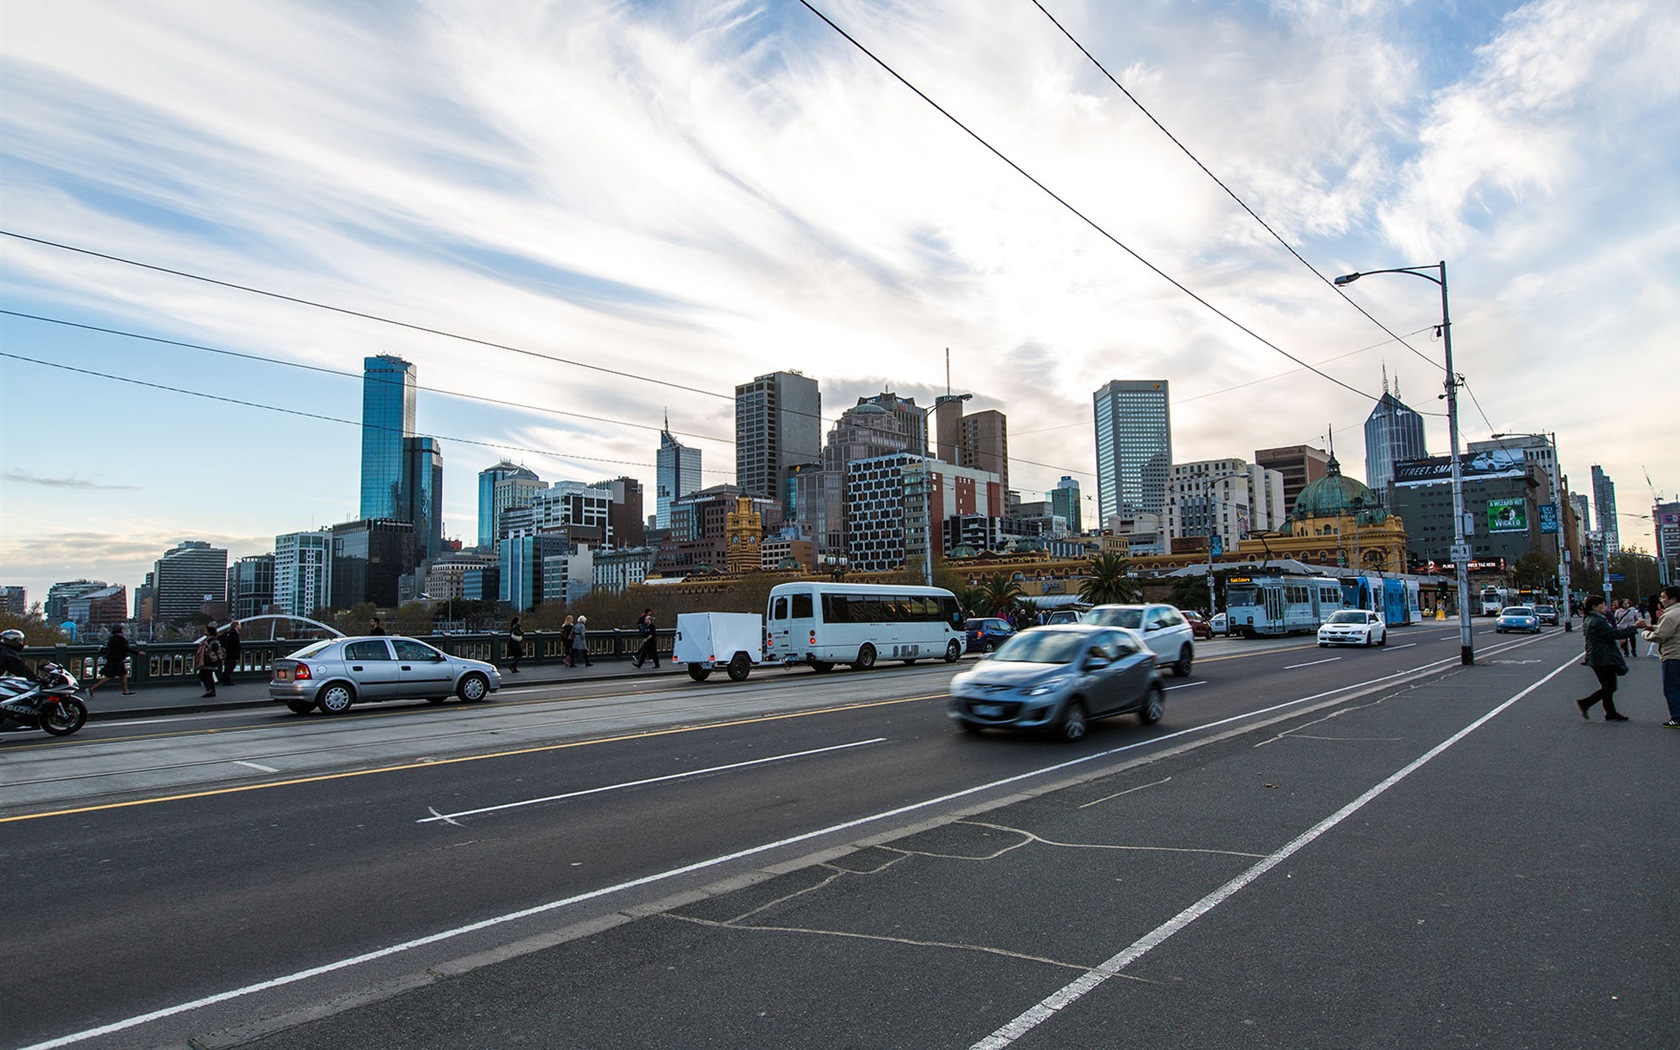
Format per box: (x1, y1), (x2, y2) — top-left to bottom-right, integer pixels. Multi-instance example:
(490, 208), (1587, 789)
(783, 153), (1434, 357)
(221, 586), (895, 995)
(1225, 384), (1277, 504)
(1026, 676), (1071, 696)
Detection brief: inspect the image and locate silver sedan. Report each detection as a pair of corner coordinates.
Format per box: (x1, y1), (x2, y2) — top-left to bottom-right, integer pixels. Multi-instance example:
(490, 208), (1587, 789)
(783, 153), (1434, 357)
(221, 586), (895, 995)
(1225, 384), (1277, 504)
(269, 635), (501, 715)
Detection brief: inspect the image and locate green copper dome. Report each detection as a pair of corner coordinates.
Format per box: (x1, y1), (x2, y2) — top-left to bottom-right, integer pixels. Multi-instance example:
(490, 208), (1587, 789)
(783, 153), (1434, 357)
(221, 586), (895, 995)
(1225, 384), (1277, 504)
(1290, 457), (1388, 524)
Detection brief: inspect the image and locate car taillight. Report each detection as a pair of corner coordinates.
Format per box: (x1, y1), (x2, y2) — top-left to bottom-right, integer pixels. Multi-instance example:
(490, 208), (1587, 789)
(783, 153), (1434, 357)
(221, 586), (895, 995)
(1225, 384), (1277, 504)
(293, 664), (312, 680)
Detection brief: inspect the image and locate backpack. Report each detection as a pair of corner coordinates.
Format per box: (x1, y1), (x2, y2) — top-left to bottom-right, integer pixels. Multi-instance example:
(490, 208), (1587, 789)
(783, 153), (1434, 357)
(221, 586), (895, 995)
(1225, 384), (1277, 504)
(201, 638), (223, 668)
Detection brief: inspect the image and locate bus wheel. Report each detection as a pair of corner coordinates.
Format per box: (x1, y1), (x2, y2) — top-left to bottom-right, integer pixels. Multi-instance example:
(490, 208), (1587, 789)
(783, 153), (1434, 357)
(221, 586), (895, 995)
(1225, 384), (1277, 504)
(852, 645), (876, 671)
(944, 640), (961, 663)
(687, 663), (712, 682)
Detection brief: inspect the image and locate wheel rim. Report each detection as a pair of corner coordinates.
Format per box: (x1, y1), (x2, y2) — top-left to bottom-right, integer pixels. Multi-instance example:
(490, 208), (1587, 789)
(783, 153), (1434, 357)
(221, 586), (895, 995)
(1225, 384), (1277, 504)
(462, 675), (486, 701)
(1063, 702), (1086, 740)
(945, 641), (961, 663)
(1147, 693), (1163, 722)
(321, 686), (352, 712)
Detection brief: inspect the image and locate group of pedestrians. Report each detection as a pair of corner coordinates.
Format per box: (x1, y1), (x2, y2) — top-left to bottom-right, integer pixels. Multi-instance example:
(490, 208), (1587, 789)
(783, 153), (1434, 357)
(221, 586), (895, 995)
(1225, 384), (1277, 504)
(1575, 587), (1680, 727)
(189, 619), (243, 698)
(500, 609), (666, 673)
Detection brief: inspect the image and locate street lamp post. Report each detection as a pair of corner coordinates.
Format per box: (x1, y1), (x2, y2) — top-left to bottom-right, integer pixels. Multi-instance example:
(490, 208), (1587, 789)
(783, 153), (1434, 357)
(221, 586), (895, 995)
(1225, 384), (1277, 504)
(1336, 261), (1474, 665)
(823, 553), (849, 581)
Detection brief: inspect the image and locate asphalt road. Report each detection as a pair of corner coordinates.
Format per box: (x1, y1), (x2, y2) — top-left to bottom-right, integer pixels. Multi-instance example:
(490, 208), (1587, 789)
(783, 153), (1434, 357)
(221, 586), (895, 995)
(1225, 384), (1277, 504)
(2, 625), (1674, 1049)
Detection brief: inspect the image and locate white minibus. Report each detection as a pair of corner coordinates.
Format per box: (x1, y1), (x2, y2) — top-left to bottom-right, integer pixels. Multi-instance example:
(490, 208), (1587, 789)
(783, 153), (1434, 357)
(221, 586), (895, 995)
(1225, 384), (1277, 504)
(765, 581), (964, 670)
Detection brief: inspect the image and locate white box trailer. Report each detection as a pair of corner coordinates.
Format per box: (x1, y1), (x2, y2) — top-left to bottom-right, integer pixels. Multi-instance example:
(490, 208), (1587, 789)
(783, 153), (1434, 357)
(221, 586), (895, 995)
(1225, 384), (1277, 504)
(672, 613), (764, 682)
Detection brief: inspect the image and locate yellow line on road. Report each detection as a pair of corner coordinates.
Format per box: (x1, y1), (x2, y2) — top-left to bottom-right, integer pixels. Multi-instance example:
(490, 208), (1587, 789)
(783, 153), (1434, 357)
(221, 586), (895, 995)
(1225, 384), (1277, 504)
(0, 693), (944, 824)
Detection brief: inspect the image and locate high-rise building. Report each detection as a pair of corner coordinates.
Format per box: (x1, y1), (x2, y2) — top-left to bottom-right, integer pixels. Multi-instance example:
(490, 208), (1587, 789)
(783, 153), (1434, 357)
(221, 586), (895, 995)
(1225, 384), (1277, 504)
(1254, 445), (1331, 519)
(330, 518), (417, 609)
(499, 534), (572, 611)
(1362, 374), (1427, 501)
(960, 409), (1009, 493)
(227, 554), (276, 620)
(1591, 465), (1619, 553)
(1050, 476), (1082, 534)
(478, 462), (546, 548)
(360, 355), (417, 520)
(274, 530), (332, 618)
(735, 371), (821, 510)
(150, 541), (228, 625)
(843, 453), (1004, 573)
(821, 392), (926, 471)
(594, 476), (646, 549)
(402, 436), (444, 563)
(656, 415), (703, 529)
(1653, 501), (1679, 582)
(45, 580), (105, 623)
(66, 585), (128, 628)
(1165, 459), (1286, 553)
(0, 586), (24, 615)
(1093, 380), (1172, 522)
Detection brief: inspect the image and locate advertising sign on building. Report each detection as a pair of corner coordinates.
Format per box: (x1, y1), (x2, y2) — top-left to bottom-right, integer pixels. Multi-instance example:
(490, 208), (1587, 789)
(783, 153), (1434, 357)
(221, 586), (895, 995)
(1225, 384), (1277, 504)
(1487, 498), (1528, 533)
(1538, 503), (1559, 534)
(1392, 449), (1527, 487)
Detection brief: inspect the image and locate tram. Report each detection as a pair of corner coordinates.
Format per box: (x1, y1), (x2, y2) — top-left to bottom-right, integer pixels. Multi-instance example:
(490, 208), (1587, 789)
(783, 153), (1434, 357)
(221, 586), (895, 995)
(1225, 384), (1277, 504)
(1225, 574), (1346, 637)
(1341, 573), (1423, 625)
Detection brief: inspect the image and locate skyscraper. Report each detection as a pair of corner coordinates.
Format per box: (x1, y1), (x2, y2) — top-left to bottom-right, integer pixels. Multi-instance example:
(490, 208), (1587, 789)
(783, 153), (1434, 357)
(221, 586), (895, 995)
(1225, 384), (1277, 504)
(1255, 445), (1331, 519)
(360, 355), (417, 520)
(477, 461), (546, 547)
(960, 409), (1009, 494)
(274, 530), (331, 618)
(1591, 465), (1619, 553)
(656, 415), (702, 529)
(1362, 373), (1426, 501)
(1050, 476), (1082, 534)
(150, 541), (228, 625)
(735, 371), (821, 510)
(402, 436), (443, 563)
(1093, 380), (1172, 522)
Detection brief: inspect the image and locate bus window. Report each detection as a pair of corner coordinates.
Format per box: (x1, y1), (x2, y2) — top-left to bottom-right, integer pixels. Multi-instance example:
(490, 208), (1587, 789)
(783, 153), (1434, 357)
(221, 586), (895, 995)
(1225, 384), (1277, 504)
(941, 596), (962, 625)
(772, 597), (788, 621)
(792, 593), (813, 620)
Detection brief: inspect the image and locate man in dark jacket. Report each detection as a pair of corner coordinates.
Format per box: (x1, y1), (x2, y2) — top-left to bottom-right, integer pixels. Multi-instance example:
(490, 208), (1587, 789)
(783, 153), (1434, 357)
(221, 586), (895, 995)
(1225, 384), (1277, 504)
(218, 620), (242, 685)
(1576, 595), (1647, 721)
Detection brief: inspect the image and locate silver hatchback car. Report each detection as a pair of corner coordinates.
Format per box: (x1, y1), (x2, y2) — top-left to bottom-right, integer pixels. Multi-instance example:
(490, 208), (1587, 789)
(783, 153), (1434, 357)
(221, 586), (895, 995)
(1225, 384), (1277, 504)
(269, 635), (501, 715)
(947, 624), (1164, 741)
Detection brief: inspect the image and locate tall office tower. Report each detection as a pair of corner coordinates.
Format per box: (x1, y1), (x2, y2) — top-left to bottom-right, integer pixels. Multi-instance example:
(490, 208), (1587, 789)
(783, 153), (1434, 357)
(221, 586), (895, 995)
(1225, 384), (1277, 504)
(1362, 372), (1426, 501)
(402, 436), (444, 563)
(150, 540), (228, 624)
(330, 518), (417, 609)
(1591, 465), (1619, 553)
(1571, 493), (1591, 549)
(1653, 501), (1679, 583)
(478, 461), (546, 548)
(1254, 445), (1331, 519)
(656, 414), (702, 529)
(1051, 476), (1082, 534)
(45, 580), (105, 623)
(274, 531), (332, 618)
(960, 409), (1009, 494)
(1093, 380), (1172, 522)
(360, 355), (417, 520)
(735, 371), (821, 509)
(932, 395), (968, 464)
(0, 586), (25, 616)
(821, 392), (926, 471)
(227, 554), (275, 620)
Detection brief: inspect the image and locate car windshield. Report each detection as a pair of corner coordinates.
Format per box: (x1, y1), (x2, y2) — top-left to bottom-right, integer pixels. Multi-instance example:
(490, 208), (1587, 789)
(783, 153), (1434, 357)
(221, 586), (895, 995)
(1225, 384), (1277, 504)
(1535, 606), (1556, 613)
(1327, 611), (1368, 624)
(1083, 607), (1142, 629)
(990, 631), (1090, 664)
(287, 640), (334, 659)
(1503, 607), (1533, 616)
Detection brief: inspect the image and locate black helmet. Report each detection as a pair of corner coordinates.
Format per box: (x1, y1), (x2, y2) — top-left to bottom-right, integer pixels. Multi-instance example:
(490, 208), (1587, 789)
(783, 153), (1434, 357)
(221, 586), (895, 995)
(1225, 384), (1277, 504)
(1, 628), (24, 651)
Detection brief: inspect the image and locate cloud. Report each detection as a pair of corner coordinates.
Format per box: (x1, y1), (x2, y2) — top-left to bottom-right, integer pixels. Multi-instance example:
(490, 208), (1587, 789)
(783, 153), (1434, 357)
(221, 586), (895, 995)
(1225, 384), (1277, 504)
(3, 469), (138, 490)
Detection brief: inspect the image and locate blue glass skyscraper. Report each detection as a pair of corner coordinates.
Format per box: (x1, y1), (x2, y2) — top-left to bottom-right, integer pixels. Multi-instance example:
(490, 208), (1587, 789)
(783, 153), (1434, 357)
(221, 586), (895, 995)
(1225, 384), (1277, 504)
(1093, 380), (1172, 523)
(360, 355), (417, 520)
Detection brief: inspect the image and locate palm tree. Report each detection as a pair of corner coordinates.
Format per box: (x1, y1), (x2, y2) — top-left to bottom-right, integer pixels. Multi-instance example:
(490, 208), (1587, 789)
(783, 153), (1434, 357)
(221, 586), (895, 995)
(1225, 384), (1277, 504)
(1079, 552), (1141, 605)
(979, 573), (1026, 616)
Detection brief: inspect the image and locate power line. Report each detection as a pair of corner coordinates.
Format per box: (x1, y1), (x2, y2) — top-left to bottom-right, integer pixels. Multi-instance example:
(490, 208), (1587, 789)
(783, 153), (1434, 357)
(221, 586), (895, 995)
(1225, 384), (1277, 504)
(1026, 0), (1440, 372)
(794, 0), (1380, 405)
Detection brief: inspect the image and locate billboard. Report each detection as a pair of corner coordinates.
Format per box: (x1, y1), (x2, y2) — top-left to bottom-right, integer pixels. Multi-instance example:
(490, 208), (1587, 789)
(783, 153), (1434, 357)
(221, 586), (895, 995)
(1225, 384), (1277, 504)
(1538, 503), (1559, 534)
(1487, 498), (1528, 533)
(1392, 449), (1527, 487)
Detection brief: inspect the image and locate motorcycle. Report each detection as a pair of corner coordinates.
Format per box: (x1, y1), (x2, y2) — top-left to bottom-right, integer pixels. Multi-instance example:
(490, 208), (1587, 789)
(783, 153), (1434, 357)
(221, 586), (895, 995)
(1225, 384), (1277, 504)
(0, 663), (90, 737)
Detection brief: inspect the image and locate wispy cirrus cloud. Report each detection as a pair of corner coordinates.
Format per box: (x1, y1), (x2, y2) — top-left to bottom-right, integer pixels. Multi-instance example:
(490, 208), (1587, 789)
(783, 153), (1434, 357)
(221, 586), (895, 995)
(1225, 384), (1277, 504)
(3, 469), (139, 490)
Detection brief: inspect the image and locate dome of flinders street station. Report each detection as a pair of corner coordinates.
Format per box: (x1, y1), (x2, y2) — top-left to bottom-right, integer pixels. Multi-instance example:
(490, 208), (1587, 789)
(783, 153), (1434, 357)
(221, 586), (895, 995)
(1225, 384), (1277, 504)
(1287, 456), (1389, 531)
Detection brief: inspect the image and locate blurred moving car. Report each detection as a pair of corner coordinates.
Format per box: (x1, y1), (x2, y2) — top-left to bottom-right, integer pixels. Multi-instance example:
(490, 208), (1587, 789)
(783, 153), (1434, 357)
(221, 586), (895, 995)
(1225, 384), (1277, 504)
(947, 624), (1164, 741)
(1317, 609), (1386, 647)
(1495, 606), (1541, 634)
(1533, 604), (1560, 626)
(1080, 603), (1196, 676)
(1044, 609), (1084, 625)
(964, 617), (1017, 654)
(1181, 611), (1214, 640)
(269, 635), (501, 715)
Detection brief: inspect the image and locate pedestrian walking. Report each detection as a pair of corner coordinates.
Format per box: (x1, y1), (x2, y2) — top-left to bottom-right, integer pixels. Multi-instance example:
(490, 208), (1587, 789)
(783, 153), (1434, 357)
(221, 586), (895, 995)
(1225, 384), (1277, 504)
(1574, 595), (1647, 722)
(507, 616), (525, 673)
(217, 619), (242, 685)
(194, 623), (224, 698)
(561, 615), (575, 667)
(1643, 585), (1680, 728)
(632, 608), (659, 668)
(369, 617), (387, 636)
(89, 623), (138, 695)
(571, 614), (591, 667)
(1612, 599), (1641, 657)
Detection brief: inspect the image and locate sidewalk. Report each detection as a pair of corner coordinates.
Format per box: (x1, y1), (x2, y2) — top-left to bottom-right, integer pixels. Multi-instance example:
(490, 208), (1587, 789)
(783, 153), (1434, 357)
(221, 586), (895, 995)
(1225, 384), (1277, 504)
(83, 656), (686, 721)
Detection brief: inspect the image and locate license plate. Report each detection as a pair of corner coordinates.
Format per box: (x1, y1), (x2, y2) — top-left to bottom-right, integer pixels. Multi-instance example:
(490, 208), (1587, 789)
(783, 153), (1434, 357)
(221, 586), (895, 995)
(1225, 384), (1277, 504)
(972, 703), (1003, 718)
(276, 669), (290, 681)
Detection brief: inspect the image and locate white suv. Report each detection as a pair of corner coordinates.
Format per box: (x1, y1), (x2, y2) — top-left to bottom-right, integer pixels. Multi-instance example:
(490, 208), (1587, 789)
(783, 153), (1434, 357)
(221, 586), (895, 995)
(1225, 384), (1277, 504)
(1081, 603), (1196, 677)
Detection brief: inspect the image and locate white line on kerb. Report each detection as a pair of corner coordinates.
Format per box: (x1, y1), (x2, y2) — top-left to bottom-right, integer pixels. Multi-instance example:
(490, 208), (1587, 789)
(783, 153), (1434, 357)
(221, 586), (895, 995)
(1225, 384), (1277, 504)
(15, 651), (1489, 1050)
(418, 738), (888, 823)
(967, 655), (1581, 1050)
(1284, 657), (1341, 669)
(235, 760), (279, 774)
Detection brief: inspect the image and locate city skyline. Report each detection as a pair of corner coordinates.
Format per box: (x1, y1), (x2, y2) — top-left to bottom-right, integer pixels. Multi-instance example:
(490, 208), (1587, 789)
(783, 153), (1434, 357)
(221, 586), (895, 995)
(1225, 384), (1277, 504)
(3, 1), (1677, 605)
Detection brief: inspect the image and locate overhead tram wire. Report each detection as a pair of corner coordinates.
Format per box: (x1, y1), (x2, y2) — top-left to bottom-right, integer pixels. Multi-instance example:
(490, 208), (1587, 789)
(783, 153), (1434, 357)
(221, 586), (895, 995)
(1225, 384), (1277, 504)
(794, 0), (1379, 406)
(0, 350), (732, 477)
(0, 309), (736, 448)
(1027, 0), (1440, 371)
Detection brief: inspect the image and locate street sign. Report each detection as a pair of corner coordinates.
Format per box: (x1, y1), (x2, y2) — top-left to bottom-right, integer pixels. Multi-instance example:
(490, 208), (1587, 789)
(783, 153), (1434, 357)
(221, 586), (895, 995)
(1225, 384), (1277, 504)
(1450, 544), (1473, 562)
(1607, 573), (1625, 582)
(1538, 504), (1559, 534)
(1209, 535), (1223, 558)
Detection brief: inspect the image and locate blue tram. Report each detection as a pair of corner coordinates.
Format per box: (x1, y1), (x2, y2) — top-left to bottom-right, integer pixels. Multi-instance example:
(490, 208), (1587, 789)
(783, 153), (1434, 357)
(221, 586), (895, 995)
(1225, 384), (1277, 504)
(1341, 574), (1422, 626)
(1225, 574), (1345, 637)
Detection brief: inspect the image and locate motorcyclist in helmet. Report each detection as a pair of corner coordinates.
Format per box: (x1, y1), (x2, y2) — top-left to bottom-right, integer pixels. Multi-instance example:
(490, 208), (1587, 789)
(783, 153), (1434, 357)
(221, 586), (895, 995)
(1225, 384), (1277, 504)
(0, 628), (32, 680)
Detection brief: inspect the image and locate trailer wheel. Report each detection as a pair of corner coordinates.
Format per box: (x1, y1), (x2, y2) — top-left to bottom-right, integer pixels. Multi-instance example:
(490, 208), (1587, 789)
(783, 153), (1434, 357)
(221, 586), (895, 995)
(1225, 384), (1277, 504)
(687, 663), (712, 682)
(726, 653), (751, 681)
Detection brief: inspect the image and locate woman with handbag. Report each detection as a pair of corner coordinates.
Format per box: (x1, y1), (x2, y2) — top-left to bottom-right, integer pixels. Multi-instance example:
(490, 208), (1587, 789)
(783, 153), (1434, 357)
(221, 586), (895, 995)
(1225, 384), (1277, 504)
(1575, 594), (1647, 721)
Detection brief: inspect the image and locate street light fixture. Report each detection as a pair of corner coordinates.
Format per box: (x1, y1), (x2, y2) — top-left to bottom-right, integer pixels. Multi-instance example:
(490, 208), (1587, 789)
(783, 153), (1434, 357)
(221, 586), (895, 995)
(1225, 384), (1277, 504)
(1335, 261), (1474, 665)
(822, 553), (849, 581)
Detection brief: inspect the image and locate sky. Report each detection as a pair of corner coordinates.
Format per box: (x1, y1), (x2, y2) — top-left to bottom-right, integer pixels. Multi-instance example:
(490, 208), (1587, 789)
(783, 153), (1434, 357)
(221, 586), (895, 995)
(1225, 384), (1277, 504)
(3, 0), (1677, 609)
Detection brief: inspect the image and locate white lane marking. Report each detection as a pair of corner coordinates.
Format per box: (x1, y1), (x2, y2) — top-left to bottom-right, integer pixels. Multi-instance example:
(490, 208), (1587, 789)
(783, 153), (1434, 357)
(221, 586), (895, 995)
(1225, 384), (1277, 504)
(967, 655), (1581, 1050)
(426, 807), (462, 828)
(19, 653), (1489, 1050)
(419, 738), (888, 823)
(235, 761), (279, 774)
(1385, 643), (1417, 651)
(1078, 776), (1172, 809)
(1163, 681), (1207, 692)
(1284, 657), (1342, 669)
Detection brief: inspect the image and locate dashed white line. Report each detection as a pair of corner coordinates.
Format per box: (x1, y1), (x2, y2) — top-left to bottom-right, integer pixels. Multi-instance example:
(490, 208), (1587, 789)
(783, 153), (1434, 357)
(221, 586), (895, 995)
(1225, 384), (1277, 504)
(235, 760), (279, 774)
(1163, 681), (1207, 691)
(1284, 657), (1342, 669)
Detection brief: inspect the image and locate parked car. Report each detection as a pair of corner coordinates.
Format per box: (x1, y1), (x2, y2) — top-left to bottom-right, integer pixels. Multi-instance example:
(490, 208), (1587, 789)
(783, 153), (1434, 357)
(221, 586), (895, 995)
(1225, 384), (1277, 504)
(1495, 606), (1541, 634)
(1080, 603), (1196, 677)
(1044, 609), (1084, 625)
(1317, 609), (1386, 647)
(1533, 604), (1560, 626)
(964, 617), (1017, 654)
(269, 635), (501, 715)
(1209, 612), (1229, 636)
(947, 624), (1164, 741)
(1181, 610), (1214, 640)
